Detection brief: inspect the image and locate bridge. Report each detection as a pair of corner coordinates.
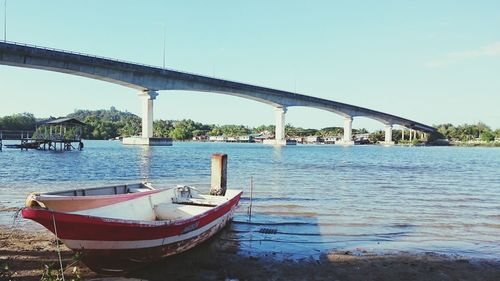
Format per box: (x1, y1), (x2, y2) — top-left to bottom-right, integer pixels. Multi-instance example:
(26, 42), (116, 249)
(0, 41), (435, 145)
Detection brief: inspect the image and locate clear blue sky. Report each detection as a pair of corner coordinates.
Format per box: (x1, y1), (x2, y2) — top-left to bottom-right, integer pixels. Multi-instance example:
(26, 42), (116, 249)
(1, 0), (499, 130)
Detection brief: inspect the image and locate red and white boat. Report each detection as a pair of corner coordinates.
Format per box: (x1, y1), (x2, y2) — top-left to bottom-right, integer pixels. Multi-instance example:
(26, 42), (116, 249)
(24, 182), (160, 212)
(22, 185), (242, 273)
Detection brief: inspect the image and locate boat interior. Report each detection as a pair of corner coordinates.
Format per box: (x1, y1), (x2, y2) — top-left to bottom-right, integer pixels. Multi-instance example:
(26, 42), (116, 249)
(72, 186), (239, 222)
(44, 182), (154, 196)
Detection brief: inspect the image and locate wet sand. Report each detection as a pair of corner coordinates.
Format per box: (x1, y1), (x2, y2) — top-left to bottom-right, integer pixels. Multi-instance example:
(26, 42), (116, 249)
(1, 223), (500, 281)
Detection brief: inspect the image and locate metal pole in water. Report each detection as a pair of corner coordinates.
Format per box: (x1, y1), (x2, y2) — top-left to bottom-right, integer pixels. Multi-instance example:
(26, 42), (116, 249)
(248, 176), (253, 221)
(3, 0), (6, 42)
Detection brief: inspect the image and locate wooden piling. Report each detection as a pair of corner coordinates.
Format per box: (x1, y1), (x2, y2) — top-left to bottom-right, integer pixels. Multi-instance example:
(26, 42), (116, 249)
(210, 153), (227, 196)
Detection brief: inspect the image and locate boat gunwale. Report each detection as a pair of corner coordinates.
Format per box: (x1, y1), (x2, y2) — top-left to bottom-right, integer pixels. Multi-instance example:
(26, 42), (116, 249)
(40, 182), (154, 196)
(36, 188), (163, 200)
(22, 190), (243, 228)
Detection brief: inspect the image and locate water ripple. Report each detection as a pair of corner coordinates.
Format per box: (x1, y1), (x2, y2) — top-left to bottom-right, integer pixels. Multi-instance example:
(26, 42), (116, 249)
(1, 141), (499, 259)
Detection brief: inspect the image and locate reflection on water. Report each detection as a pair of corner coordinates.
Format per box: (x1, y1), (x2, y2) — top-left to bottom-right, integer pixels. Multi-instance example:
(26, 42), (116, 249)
(1, 141), (499, 259)
(272, 145), (283, 161)
(139, 146), (152, 181)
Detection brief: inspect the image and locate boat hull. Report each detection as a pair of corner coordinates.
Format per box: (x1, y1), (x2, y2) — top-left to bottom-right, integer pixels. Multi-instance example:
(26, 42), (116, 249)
(76, 208), (234, 273)
(21, 190), (242, 273)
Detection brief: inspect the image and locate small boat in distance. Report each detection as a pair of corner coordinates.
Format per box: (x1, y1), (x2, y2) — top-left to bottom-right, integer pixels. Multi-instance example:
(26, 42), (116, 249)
(25, 182), (160, 212)
(22, 184), (243, 273)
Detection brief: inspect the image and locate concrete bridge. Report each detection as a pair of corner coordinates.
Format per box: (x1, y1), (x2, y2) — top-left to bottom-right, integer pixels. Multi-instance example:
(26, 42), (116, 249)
(0, 41), (435, 145)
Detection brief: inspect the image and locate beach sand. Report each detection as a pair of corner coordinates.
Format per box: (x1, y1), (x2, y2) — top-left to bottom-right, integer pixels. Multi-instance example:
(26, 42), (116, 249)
(2, 222), (500, 281)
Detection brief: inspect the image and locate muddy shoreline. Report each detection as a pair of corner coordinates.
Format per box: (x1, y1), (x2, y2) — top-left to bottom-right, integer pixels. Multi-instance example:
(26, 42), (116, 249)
(1, 221), (500, 281)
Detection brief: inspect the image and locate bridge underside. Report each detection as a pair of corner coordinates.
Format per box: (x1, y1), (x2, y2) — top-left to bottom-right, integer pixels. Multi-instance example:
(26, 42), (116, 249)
(0, 42), (435, 145)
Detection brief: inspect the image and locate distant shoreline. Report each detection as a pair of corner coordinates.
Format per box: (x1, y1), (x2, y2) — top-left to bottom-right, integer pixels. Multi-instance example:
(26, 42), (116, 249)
(1, 110), (499, 146)
(175, 139), (500, 147)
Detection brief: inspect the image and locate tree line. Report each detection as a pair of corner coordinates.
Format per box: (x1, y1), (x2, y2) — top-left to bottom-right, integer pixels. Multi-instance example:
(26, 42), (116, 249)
(1, 109), (499, 143)
(433, 123), (499, 142)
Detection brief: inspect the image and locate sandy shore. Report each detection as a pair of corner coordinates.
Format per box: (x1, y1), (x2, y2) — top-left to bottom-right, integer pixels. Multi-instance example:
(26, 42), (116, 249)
(1, 222), (500, 281)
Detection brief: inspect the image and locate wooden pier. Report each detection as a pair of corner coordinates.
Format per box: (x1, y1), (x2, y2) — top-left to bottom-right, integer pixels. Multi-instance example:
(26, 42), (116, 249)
(0, 130), (83, 151)
(0, 118), (85, 152)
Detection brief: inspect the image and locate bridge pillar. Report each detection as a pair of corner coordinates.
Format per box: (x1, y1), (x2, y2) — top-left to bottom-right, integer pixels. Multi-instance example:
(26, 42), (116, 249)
(338, 117), (354, 145)
(140, 90), (158, 138)
(122, 90), (171, 146)
(382, 124), (395, 145)
(263, 106), (295, 146)
(275, 106), (287, 141)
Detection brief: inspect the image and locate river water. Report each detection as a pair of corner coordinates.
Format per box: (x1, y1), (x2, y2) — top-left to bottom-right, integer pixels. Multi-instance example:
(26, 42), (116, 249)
(0, 141), (499, 259)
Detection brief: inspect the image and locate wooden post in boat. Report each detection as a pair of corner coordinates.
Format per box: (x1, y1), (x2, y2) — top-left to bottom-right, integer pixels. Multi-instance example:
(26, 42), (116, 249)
(210, 153), (227, 196)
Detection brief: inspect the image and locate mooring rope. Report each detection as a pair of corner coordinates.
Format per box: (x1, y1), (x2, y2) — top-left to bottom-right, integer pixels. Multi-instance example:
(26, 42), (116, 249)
(51, 212), (66, 281)
(0, 208), (22, 242)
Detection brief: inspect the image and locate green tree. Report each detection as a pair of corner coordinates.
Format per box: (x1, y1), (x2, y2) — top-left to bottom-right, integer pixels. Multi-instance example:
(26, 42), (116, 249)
(476, 122), (490, 137)
(153, 120), (173, 137)
(209, 126), (223, 136)
(192, 129), (205, 137)
(0, 113), (36, 131)
(169, 119), (196, 140)
(252, 125), (274, 135)
(480, 130), (495, 142)
(392, 129), (402, 142)
(319, 127), (343, 137)
(369, 130), (384, 143)
(219, 125), (250, 137)
(355, 128), (369, 134)
(297, 128), (319, 137)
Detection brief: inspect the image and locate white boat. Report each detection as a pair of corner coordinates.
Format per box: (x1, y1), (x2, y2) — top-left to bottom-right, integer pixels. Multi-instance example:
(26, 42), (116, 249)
(22, 185), (242, 273)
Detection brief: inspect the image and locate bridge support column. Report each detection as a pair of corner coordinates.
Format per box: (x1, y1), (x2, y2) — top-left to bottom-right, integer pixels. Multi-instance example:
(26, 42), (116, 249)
(338, 117), (354, 145)
(382, 124), (395, 145)
(122, 90), (172, 146)
(275, 106), (286, 142)
(263, 106), (295, 146)
(140, 90), (158, 138)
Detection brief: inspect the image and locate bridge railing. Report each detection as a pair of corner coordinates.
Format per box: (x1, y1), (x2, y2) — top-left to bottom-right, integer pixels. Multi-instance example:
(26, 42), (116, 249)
(2, 40), (167, 70)
(1, 40), (261, 88)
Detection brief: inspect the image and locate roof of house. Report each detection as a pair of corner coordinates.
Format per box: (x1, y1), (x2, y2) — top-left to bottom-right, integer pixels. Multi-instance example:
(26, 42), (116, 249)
(39, 118), (85, 126)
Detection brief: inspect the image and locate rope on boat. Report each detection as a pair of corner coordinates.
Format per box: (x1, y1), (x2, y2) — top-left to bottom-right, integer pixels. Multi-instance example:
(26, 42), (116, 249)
(0, 208), (22, 242)
(52, 212), (66, 281)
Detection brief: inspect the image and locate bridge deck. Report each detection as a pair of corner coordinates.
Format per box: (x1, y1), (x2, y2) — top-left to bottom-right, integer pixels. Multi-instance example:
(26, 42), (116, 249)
(0, 41), (436, 133)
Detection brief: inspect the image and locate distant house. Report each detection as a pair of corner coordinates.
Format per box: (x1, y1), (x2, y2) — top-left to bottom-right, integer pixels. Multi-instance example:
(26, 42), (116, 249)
(192, 135), (208, 141)
(354, 133), (370, 141)
(209, 135), (228, 142)
(236, 135), (253, 142)
(323, 136), (340, 144)
(290, 137), (304, 144)
(253, 134), (272, 143)
(305, 135), (321, 144)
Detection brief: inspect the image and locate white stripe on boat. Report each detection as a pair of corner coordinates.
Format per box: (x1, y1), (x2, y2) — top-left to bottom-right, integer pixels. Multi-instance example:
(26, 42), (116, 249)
(62, 207), (235, 250)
